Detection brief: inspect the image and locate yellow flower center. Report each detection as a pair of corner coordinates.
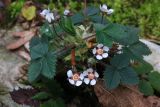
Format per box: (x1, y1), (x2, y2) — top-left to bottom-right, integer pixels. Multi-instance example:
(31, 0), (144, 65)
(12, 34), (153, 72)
(97, 48), (104, 55)
(72, 73), (80, 81)
(88, 72), (95, 80)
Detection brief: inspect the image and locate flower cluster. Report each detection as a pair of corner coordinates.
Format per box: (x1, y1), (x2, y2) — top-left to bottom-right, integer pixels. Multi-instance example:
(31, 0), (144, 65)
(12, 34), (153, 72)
(92, 44), (109, 60)
(40, 8), (70, 23)
(67, 68), (99, 86)
(40, 4), (113, 23)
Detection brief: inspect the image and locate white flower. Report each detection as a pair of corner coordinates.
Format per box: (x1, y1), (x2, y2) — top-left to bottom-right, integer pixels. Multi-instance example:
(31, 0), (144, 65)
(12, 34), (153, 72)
(100, 4), (114, 15)
(117, 44), (123, 54)
(40, 9), (54, 23)
(92, 44), (109, 60)
(83, 68), (99, 85)
(67, 70), (84, 86)
(64, 9), (70, 16)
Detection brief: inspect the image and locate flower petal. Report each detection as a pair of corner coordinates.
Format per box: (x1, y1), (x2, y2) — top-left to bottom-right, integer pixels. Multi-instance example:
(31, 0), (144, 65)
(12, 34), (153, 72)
(102, 53), (108, 58)
(84, 78), (90, 85)
(64, 9), (70, 15)
(92, 48), (96, 55)
(67, 70), (73, 77)
(69, 79), (75, 85)
(40, 9), (49, 16)
(49, 13), (54, 20)
(107, 9), (114, 15)
(46, 14), (52, 23)
(83, 70), (88, 76)
(86, 68), (93, 73)
(100, 4), (108, 12)
(94, 71), (99, 78)
(90, 79), (96, 85)
(80, 73), (84, 80)
(96, 55), (103, 60)
(102, 4), (108, 10)
(75, 80), (82, 86)
(97, 44), (103, 48)
(103, 46), (109, 52)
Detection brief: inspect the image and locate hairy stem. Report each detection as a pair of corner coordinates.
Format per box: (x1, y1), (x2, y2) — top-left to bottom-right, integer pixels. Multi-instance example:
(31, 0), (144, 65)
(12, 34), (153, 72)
(84, 0), (87, 16)
(52, 23), (58, 36)
(101, 13), (104, 24)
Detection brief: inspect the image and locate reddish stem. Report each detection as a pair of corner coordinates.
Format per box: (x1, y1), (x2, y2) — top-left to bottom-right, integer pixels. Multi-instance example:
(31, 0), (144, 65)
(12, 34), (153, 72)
(84, 0), (87, 16)
(71, 48), (76, 66)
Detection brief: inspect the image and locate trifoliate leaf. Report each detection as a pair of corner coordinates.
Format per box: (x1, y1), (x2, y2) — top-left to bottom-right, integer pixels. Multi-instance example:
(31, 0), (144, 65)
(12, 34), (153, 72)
(85, 6), (99, 16)
(123, 41), (151, 61)
(104, 23), (139, 45)
(30, 36), (41, 47)
(133, 61), (153, 75)
(40, 22), (55, 39)
(41, 52), (57, 79)
(30, 37), (48, 60)
(104, 58), (139, 90)
(149, 72), (160, 92)
(94, 24), (113, 47)
(119, 67), (139, 85)
(71, 12), (84, 25)
(94, 23), (140, 46)
(139, 80), (154, 96)
(28, 60), (42, 82)
(110, 53), (130, 69)
(90, 15), (108, 24)
(104, 66), (121, 90)
(22, 5), (36, 21)
(129, 41), (151, 56)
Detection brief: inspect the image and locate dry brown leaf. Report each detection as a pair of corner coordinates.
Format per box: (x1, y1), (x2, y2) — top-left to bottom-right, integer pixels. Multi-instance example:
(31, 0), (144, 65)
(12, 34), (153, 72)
(18, 50), (31, 61)
(6, 29), (36, 50)
(147, 96), (160, 107)
(94, 80), (151, 107)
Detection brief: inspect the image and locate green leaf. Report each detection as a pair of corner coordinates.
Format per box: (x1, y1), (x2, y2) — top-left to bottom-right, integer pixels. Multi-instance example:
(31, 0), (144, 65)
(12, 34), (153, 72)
(95, 23), (139, 46)
(32, 92), (50, 100)
(60, 17), (76, 35)
(139, 80), (154, 96)
(71, 13), (84, 24)
(41, 52), (57, 79)
(104, 23), (139, 45)
(28, 60), (42, 82)
(124, 41), (151, 61)
(22, 5), (36, 21)
(149, 72), (160, 92)
(85, 6), (99, 16)
(90, 15), (108, 24)
(129, 41), (151, 56)
(30, 36), (41, 47)
(40, 22), (55, 39)
(119, 67), (139, 85)
(94, 24), (113, 47)
(30, 37), (48, 60)
(40, 99), (65, 107)
(104, 66), (121, 90)
(104, 57), (139, 89)
(110, 53), (130, 69)
(133, 61), (153, 75)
